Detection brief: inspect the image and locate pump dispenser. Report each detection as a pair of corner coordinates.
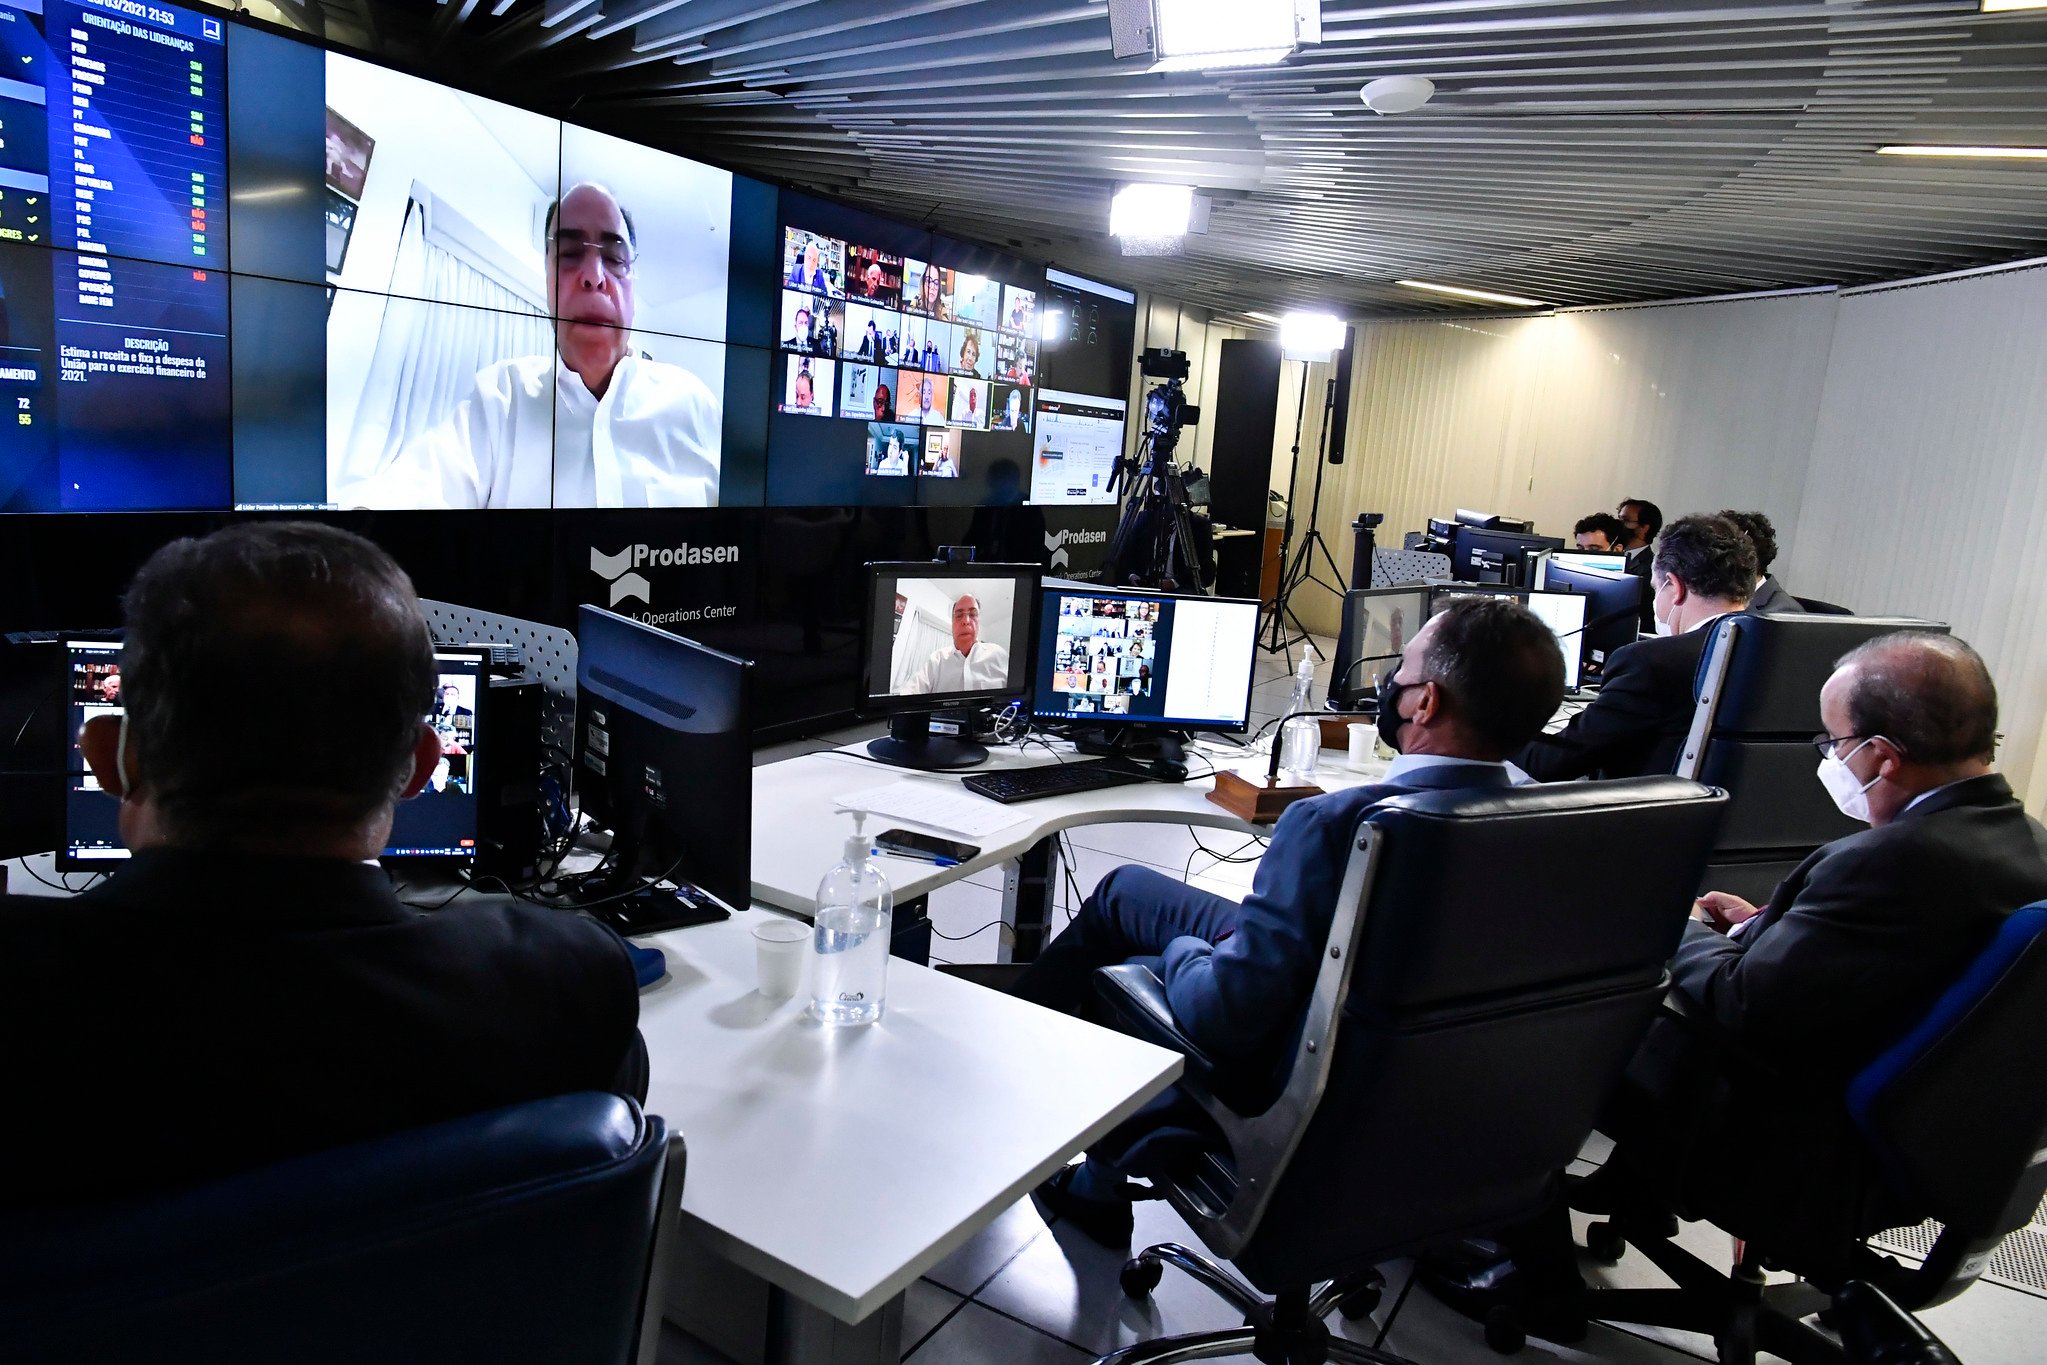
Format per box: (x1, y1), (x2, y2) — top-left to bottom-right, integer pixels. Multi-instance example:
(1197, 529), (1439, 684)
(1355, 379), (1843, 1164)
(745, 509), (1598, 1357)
(810, 812), (895, 1025)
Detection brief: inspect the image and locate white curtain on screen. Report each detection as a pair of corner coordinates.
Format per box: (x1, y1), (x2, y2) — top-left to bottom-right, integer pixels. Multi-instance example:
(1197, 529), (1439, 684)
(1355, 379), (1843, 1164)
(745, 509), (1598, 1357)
(335, 193), (552, 487)
(889, 606), (952, 693)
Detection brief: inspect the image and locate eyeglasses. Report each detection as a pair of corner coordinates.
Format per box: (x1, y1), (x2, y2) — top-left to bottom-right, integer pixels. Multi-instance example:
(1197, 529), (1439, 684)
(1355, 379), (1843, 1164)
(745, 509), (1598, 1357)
(1810, 732), (1869, 757)
(553, 232), (635, 275)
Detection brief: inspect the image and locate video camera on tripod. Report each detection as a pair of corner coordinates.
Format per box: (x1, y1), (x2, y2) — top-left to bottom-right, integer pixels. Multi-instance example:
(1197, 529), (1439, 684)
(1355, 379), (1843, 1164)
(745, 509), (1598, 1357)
(1102, 348), (1215, 592)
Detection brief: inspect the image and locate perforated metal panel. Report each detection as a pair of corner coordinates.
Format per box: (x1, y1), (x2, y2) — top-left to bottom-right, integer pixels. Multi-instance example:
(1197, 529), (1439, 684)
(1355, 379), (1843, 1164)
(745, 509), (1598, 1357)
(1371, 549), (1451, 588)
(1874, 1195), (2047, 1300)
(419, 600), (578, 760)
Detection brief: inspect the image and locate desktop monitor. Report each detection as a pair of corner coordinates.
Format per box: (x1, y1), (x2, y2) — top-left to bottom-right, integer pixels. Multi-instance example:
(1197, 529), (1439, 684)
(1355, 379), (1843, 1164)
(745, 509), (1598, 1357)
(575, 605), (752, 919)
(1452, 527), (1565, 588)
(1537, 550), (1628, 585)
(1031, 585), (1262, 740)
(1424, 585), (1589, 692)
(1330, 587), (1430, 707)
(1540, 561), (1646, 680)
(59, 639), (488, 868)
(1455, 508), (1507, 530)
(859, 561), (1039, 770)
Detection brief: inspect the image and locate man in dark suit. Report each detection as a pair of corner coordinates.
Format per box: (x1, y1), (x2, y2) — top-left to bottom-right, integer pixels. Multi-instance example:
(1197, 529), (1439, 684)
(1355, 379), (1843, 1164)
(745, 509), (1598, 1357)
(1016, 597), (1567, 1243)
(1717, 508), (1806, 615)
(1616, 497), (1661, 628)
(1518, 513), (1756, 781)
(0, 524), (644, 1210)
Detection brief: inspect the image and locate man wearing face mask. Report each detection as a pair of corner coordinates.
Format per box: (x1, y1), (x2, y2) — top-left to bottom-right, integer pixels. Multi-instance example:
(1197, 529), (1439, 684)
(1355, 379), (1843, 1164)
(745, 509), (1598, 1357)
(1014, 598), (1565, 1246)
(1517, 513), (1756, 782)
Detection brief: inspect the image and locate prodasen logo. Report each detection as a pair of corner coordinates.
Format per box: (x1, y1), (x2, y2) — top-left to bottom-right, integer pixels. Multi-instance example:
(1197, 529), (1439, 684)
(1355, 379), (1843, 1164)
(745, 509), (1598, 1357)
(1043, 527), (1108, 571)
(591, 541), (742, 609)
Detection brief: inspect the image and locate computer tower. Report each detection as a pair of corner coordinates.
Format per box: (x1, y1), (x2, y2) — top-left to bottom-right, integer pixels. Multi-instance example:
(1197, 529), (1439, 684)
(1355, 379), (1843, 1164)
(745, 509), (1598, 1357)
(475, 675), (546, 880)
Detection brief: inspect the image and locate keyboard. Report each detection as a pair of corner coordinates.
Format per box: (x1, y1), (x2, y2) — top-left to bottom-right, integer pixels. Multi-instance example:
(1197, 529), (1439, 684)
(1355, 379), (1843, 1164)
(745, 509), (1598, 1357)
(962, 759), (1151, 805)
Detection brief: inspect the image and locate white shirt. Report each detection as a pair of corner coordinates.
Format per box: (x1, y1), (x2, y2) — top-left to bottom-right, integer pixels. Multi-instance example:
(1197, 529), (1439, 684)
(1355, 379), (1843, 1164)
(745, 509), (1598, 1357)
(351, 354), (721, 509)
(904, 641), (1010, 695)
(1384, 753), (1535, 786)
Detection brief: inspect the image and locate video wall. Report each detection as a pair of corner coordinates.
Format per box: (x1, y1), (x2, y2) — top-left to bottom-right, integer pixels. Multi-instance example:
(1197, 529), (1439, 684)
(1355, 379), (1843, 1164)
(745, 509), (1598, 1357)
(0, 0), (1136, 515)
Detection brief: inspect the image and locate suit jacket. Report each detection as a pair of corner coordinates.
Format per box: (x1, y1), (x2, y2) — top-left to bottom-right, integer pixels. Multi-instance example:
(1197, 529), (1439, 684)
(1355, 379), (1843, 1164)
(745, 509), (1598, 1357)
(1747, 575), (1805, 614)
(1673, 773), (2047, 1090)
(1624, 546), (1655, 629)
(0, 849), (644, 1209)
(1160, 761), (1515, 1067)
(1517, 627), (1708, 781)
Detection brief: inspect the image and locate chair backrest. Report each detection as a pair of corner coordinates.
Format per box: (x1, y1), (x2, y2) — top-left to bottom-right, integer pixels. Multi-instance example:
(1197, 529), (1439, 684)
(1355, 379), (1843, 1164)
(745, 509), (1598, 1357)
(1847, 904), (2047, 1241)
(1676, 612), (1946, 901)
(0, 1092), (682, 1365)
(1199, 777), (1727, 1290)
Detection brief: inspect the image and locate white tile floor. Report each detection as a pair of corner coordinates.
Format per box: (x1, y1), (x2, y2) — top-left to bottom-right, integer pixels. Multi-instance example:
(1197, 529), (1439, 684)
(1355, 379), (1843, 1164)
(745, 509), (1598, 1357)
(724, 638), (2047, 1364)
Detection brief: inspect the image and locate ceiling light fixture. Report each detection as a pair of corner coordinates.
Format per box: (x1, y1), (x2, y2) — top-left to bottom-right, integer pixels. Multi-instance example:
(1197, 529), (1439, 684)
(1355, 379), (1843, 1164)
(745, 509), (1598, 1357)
(1114, 0), (1321, 73)
(1360, 75), (1435, 115)
(1279, 311), (1346, 361)
(1111, 183), (1194, 238)
(1980, 0), (2047, 12)
(1876, 144), (2047, 159)
(1397, 280), (1551, 309)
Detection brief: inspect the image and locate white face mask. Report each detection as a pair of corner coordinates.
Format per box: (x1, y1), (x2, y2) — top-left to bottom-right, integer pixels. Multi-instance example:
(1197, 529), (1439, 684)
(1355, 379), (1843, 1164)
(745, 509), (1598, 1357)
(1816, 737), (1880, 823)
(1651, 579), (1676, 636)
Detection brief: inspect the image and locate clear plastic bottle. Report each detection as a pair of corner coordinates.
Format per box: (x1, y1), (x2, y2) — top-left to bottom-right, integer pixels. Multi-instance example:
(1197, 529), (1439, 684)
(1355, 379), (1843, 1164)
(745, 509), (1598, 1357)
(1278, 650), (1321, 779)
(810, 813), (894, 1026)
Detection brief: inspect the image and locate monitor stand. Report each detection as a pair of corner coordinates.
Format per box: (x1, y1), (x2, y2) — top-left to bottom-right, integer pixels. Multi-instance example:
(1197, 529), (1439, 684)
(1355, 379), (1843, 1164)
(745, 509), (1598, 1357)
(867, 710), (989, 771)
(1070, 726), (1187, 778)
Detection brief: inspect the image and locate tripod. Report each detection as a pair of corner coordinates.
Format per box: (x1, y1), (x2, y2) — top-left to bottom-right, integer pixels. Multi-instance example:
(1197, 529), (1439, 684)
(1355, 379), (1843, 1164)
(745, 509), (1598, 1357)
(1262, 367), (1346, 656)
(1102, 396), (1206, 592)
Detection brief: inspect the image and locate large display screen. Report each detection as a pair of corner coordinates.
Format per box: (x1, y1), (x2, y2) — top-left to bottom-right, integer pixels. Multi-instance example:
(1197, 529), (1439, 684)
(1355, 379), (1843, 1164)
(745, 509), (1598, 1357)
(0, 5), (1138, 514)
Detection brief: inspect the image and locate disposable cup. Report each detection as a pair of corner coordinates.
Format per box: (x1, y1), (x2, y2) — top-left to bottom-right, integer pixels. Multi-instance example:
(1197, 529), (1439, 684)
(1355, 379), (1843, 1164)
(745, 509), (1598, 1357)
(1348, 722), (1374, 768)
(753, 918), (809, 1000)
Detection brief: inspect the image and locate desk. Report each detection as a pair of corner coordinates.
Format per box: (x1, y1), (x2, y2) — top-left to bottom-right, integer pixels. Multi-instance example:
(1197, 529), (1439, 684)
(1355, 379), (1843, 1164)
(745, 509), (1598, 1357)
(752, 740), (1389, 958)
(632, 907), (1182, 1364)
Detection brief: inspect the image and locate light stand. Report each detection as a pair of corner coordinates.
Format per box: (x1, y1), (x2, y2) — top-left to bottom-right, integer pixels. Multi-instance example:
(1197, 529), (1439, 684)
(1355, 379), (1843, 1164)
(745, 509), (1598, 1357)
(1261, 363), (1347, 657)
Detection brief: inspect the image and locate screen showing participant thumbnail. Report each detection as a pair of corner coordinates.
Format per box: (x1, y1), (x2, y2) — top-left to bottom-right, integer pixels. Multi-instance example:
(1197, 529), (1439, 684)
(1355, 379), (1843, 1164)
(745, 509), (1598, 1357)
(840, 362), (889, 422)
(992, 383), (1031, 432)
(952, 325), (993, 380)
(895, 370), (949, 425)
(781, 355), (834, 416)
(779, 290), (842, 354)
(921, 428), (963, 477)
(883, 577), (1023, 698)
(865, 422), (918, 476)
(783, 228), (845, 297)
(902, 259), (953, 319)
(841, 302), (900, 365)
(948, 379), (990, 430)
(1000, 285), (1037, 338)
(844, 243), (903, 308)
(951, 273), (1001, 329)
(995, 331), (1035, 385)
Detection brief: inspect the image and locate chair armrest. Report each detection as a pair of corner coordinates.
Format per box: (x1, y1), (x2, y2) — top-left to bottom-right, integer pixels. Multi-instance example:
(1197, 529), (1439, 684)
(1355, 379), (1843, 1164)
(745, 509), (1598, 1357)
(1093, 964), (1217, 1090)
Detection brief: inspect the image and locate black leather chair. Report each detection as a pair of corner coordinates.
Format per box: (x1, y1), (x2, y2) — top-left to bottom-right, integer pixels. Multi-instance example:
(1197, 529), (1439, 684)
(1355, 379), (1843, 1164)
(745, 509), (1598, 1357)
(1794, 596), (1855, 616)
(1674, 612), (1946, 903)
(1089, 778), (1728, 1365)
(1578, 901), (2047, 1365)
(0, 1092), (683, 1365)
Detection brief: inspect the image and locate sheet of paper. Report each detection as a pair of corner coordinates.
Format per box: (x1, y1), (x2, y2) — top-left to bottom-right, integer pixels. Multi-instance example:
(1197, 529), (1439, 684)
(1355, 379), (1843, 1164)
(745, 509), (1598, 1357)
(833, 779), (1027, 839)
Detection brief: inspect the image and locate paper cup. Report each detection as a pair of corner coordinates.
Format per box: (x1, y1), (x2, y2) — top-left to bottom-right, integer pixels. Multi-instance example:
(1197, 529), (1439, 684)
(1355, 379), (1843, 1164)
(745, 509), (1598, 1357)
(753, 918), (810, 1000)
(1348, 722), (1374, 768)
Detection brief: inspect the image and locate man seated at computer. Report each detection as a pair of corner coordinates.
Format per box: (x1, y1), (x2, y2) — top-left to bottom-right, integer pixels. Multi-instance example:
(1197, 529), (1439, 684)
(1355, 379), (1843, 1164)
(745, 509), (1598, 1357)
(1014, 597), (1566, 1245)
(1573, 512), (1627, 552)
(1716, 508), (1805, 613)
(1616, 497), (1662, 628)
(0, 523), (647, 1208)
(1518, 513), (1756, 781)
(901, 592), (1010, 693)
(1451, 630), (2047, 1341)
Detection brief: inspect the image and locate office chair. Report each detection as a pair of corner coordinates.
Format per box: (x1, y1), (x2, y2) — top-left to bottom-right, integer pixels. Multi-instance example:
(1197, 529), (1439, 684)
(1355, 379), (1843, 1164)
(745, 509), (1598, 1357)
(1675, 612), (1946, 904)
(0, 1092), (684, 1365)
(1575, 902), (2047, 1365)
(1089, 778), (1728, 1365)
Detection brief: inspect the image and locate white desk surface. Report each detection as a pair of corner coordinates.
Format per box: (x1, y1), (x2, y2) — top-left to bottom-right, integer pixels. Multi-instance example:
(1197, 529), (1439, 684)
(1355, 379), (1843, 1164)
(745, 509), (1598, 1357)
(640, 907), (1183, 1324)
(751, 740), (1390, 915)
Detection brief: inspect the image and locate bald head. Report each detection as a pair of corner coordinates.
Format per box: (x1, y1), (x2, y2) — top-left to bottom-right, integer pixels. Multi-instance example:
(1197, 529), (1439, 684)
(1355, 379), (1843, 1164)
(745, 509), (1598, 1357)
(1829, 632), (1998, 766)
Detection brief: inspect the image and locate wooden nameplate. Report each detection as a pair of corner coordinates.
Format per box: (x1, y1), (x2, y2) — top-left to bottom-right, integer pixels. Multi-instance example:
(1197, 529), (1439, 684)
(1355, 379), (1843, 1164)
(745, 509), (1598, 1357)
(1209, 769), (1324, 824)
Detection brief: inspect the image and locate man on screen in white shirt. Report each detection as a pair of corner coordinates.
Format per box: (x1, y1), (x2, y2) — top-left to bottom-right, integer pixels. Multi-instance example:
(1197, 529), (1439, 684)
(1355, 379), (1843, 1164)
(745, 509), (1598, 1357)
(902, 594), (1010, 694)
(355, 183), (721, 510)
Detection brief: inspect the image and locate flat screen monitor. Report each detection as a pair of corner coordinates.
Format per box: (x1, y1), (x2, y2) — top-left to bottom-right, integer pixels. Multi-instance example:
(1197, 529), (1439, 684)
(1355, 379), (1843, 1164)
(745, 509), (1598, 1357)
(575, 605), (752, 916)
(1032, 586), (1262, 733)
(1331, 587), (1430, 707)
(1537, 550), (1627, 585)
(1424, 585), (1589, 692)
(1540, 562), (1645, 681)
(1453, 527), (1565, 587)
(860, 561), (1039, 769)
(59, 640), (485, 867)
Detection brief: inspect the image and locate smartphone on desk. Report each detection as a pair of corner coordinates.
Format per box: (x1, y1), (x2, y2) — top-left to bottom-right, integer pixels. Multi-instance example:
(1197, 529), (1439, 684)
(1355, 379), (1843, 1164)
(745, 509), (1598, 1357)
(874, 829), (980, 865)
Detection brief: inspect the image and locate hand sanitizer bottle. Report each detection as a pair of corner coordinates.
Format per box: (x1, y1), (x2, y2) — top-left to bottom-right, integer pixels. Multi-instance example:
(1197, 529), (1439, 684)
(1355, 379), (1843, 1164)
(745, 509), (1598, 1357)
(810, 813), (894, 1026)
(1279, 649), (1321, 779)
